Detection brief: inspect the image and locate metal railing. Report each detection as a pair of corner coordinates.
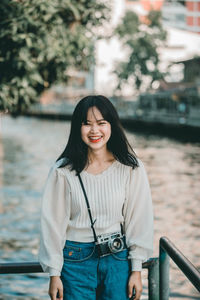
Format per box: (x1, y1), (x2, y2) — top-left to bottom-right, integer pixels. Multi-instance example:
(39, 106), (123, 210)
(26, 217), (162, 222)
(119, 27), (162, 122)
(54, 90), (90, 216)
(159, 236), (200, 300)
(0, 258), (159, 299)
(0, 261), (43, 274)
(0, 237), (200, 299)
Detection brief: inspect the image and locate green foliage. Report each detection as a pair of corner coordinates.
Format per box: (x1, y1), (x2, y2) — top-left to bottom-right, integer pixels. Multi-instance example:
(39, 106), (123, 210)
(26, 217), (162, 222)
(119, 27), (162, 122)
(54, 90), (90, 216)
(0, 0), (110, 114)
(114, 10), (167, 92)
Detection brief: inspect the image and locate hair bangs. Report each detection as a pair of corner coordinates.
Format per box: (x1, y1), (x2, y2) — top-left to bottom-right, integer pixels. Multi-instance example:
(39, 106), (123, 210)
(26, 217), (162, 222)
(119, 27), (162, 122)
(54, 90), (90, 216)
(77, 96), (111, 125)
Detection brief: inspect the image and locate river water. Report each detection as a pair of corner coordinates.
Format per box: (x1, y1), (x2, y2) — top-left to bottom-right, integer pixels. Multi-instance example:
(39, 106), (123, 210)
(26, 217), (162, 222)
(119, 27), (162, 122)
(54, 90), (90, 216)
(0, 115), (199, 300)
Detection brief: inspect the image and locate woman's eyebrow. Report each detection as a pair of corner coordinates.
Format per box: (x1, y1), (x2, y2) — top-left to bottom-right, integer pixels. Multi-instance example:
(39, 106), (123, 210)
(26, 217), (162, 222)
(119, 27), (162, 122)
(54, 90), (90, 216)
(97, 119), (105, 122)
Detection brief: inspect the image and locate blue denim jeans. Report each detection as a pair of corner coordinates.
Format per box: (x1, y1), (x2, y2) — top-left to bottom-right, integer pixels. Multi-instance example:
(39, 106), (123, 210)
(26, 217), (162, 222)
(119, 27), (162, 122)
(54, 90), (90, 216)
(60, 240), (131, 300)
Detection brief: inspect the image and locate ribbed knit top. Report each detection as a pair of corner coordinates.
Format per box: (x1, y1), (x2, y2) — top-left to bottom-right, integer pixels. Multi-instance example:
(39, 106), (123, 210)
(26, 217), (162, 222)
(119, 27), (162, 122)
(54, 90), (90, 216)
(38, 158), (154, 276)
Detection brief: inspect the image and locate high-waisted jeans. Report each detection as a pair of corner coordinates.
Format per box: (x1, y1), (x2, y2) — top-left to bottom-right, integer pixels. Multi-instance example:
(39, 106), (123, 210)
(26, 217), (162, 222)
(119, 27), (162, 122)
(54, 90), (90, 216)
(60, 240), (131, 300)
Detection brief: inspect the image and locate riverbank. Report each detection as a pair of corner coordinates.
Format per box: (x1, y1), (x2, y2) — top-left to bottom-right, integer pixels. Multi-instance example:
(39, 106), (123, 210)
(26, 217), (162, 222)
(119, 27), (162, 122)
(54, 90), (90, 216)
(19, 100), (200, 143)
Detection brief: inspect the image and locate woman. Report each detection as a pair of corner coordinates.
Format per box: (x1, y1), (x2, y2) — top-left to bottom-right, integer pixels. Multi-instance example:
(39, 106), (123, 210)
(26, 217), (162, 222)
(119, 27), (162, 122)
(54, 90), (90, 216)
(38, 95), (153, 300)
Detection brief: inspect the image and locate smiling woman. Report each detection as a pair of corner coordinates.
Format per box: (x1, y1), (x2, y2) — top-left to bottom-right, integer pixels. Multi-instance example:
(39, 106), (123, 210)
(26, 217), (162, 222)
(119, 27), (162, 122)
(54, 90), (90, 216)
(38, 95), (154, 300)
(81, 106), (111, 149)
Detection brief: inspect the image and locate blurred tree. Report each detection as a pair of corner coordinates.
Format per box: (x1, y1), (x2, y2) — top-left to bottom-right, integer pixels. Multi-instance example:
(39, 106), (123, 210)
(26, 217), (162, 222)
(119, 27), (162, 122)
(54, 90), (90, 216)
(113, 10), (167, 92)
(0, 0), (110, 114)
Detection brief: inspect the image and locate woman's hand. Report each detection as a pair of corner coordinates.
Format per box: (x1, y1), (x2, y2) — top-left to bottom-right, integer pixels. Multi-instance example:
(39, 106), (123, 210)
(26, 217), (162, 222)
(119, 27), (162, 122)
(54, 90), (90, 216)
(128, 271), (142, 300)
(48, 276), (63, 300)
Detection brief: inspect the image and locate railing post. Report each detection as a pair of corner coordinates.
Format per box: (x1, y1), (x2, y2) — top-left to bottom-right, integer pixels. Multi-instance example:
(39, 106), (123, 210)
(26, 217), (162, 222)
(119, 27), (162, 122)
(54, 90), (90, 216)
(159, 244), (170, 300)
(148, 258), (159, 300)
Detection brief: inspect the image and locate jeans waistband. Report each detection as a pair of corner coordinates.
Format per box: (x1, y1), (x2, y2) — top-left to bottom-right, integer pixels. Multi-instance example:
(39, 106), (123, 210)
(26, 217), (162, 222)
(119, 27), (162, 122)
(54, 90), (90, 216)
(65, 240), (95, 248)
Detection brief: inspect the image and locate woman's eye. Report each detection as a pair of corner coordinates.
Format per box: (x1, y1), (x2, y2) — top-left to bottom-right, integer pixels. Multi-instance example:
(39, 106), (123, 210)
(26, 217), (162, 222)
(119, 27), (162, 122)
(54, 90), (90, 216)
(98, 122), (106, 125)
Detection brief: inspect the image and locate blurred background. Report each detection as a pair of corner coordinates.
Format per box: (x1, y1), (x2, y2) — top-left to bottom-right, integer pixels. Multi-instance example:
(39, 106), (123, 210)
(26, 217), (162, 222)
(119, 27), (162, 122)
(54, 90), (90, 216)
(0, 0), (200, 299)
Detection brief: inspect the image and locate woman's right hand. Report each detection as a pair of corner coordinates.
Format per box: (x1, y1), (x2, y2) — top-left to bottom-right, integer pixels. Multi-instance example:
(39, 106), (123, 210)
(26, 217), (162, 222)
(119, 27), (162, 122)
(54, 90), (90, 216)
(48, 276), (63, 300)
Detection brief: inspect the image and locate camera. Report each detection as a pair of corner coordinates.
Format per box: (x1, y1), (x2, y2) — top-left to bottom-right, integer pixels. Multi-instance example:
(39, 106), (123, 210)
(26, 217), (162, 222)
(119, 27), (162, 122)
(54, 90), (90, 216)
(95, 231), (126, 257)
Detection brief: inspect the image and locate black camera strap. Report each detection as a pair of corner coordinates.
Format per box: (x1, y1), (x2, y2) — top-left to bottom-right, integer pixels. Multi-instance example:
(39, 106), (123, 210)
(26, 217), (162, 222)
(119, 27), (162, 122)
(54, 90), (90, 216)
(77, 173), (98, 243)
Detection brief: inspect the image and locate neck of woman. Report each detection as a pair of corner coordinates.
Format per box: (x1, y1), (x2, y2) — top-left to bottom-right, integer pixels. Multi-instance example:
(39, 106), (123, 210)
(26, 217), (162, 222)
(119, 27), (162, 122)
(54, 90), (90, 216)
(87, 148), (115, 166)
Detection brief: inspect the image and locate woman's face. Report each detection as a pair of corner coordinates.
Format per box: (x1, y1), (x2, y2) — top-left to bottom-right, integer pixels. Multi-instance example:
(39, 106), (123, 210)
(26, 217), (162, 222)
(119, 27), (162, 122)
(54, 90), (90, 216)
(81, 106), (111, 152)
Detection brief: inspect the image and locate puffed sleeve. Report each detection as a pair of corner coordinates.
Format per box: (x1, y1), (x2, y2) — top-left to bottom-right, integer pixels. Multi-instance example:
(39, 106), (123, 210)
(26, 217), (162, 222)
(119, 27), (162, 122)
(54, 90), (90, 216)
(123, 159), (153, 271)
(38, 161), (71, 277)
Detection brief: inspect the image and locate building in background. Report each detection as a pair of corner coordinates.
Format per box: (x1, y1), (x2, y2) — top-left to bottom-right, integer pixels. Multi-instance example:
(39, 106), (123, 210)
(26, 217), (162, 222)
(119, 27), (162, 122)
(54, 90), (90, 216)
(95, 0), (200, 96)
(126, 0), (200, 34)
(162, 0), (200, 34)
(186, 0), (200, 33)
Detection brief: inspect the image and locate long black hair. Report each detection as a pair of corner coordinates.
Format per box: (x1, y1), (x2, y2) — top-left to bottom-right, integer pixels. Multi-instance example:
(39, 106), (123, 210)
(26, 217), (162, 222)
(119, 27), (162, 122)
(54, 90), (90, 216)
(56, 95), (138, 173)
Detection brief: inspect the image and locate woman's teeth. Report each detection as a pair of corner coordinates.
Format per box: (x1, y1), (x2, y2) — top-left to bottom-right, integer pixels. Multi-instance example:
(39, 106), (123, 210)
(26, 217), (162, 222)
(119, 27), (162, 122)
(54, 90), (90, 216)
(89, 136), (102, 143)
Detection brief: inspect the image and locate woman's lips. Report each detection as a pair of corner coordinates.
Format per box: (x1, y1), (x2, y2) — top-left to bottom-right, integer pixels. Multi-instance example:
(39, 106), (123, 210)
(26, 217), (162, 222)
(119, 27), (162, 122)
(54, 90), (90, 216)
(88, 136), (102, 143)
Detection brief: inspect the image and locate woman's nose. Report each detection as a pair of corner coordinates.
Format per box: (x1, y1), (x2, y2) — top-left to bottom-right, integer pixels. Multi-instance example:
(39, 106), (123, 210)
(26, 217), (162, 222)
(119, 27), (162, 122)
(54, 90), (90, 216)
(90, 124), (98, 133)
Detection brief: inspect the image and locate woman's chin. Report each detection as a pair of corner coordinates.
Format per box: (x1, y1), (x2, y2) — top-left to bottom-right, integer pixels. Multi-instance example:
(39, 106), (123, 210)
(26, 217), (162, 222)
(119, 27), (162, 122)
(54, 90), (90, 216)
(88, 142), (107, 151)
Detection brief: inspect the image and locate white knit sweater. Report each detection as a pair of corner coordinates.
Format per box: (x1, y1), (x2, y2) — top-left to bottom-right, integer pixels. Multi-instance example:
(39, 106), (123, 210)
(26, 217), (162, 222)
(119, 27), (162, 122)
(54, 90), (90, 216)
(38, 158), (154, 276)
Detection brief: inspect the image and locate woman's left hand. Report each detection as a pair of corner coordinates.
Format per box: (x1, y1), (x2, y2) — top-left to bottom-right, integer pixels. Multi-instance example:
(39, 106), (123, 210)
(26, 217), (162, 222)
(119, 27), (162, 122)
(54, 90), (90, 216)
(128, 271), (142, 300)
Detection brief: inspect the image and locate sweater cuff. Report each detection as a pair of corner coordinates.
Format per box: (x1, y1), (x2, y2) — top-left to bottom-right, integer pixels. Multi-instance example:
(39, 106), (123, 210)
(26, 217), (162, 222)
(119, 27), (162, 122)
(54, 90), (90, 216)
(131, 259), (142, 271)
(49, 268), (61, 277)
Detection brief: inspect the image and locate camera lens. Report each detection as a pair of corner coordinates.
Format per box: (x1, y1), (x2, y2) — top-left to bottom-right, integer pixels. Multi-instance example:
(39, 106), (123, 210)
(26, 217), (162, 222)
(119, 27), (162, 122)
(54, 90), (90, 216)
(108, 238), (124, 253)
